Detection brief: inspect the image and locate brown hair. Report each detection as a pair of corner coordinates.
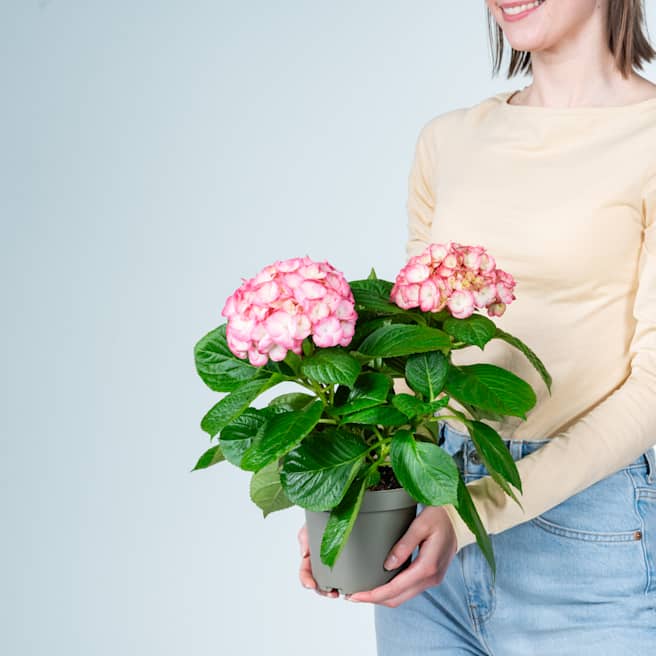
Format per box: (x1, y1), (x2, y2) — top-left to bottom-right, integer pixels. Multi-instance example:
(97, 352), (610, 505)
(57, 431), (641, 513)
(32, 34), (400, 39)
(487, 0), (656, 78)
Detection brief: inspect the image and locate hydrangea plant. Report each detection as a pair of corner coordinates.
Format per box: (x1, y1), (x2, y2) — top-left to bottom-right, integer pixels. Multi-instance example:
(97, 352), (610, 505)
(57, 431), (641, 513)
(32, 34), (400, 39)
(193, 243), (552, 577)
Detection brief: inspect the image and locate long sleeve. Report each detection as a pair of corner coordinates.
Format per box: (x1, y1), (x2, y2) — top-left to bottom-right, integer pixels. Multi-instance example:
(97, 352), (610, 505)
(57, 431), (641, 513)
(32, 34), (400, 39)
(441, 173), (656, 552)
(406, 124), (437, 260)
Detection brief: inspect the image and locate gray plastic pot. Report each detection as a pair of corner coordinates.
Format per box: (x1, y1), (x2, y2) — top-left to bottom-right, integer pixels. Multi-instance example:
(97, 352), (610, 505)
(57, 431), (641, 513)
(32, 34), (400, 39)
(304, 486), (418, 595)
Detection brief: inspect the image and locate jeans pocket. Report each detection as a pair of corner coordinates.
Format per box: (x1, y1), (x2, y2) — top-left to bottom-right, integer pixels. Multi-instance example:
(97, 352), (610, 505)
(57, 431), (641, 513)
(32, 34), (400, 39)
(527, 468), (649, 601)
(529, 468), (643, 542)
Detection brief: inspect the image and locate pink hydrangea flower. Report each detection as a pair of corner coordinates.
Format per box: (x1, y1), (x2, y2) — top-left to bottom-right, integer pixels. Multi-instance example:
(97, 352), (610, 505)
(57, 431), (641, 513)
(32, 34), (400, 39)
(222, 256), (357, 366)
(391, 241), (516, 319)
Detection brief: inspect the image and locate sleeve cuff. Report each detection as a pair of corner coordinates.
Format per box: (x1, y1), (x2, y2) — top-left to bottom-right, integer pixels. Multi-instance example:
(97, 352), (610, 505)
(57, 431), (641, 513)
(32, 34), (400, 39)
(441, 503), (476, 553)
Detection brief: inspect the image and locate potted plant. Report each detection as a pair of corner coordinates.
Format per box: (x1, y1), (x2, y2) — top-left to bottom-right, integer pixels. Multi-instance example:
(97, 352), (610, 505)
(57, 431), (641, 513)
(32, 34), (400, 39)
(193, 242), (551, 595)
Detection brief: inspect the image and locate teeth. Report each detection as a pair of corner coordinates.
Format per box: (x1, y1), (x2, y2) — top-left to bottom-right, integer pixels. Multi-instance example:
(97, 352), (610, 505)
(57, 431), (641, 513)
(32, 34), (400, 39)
(502, 0), (543, 15)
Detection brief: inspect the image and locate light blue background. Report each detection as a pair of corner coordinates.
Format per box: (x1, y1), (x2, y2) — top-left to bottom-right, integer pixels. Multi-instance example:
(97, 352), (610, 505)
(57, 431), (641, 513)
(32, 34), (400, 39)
(2, 2), (655, 655)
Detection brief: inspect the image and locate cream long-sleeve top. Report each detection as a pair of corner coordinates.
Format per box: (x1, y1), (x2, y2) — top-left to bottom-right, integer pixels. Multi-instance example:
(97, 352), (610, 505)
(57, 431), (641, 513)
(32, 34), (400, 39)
(406, 88), (656, 552)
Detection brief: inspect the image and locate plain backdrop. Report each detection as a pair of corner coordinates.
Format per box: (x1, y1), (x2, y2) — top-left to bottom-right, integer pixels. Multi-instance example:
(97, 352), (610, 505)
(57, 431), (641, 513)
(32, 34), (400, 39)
(2, 2), (656, 655)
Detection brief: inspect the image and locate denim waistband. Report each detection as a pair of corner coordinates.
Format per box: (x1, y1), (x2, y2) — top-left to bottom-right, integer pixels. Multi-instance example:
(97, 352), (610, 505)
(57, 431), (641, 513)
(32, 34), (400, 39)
(437, 420), (656, 484)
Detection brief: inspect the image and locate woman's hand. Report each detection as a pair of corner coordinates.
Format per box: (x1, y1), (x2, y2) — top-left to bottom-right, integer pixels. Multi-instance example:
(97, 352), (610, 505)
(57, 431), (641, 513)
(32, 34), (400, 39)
(297, 523), (340, 599)
(344, 505), (458, 607)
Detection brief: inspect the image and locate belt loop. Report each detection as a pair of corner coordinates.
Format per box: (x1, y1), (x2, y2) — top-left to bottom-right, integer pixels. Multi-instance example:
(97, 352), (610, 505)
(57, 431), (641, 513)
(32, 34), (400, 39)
(509, 438), (522, 461)
(645, 447), (656, 484)
(438, 419), (445, 445)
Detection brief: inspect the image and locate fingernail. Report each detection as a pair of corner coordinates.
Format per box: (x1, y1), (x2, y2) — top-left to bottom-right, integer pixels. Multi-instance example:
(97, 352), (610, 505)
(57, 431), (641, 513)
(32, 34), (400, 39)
(345, 595), (360, 603)
(303, 582), (314, 589)
(383, 554), (398, 571)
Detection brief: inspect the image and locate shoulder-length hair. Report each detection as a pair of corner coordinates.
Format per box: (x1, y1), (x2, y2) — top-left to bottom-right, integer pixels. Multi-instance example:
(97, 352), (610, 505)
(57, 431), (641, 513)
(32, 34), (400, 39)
(488, 0), (656, 78)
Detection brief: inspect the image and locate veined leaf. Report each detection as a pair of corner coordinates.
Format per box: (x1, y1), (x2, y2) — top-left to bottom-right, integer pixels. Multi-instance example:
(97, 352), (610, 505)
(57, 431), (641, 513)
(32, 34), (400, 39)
(467, 421), (523, 507)
(359, 325), (451, 358)
(249, 461), (294, 517)
(340, 405), (408, 427)
(391, 393), (449, 419)
(280, 429), (370, 511)
(349, 278), (404, 315)
(405, 351), (448, 400)
(445, 364), (536, 420)
(319, 469), (378, 569)
(390, 430), (459, 506)
(443, 314), (497, 350)
(194, 324), (268, 392)
(240, 401), (324, 472)
(191, 444), (225, 471)
(327, 373), (391, 417)
(200, 376), (281, 437)
(454, 478), (496, 581)
(268, 392), (317, 412)
(494, 328), (552, 394)
(300, 349), (361, 387)
(219, 408), (269, 467)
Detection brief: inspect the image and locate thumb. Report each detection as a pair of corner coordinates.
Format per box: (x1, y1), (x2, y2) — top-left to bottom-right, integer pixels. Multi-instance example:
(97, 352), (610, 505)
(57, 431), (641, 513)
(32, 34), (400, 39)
(383, 517), (428, 571)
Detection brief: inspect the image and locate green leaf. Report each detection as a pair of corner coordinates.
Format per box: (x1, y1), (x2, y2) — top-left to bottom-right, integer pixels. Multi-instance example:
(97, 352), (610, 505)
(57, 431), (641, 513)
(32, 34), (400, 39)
(326, 373), (391, 417)
(350, 315), (427, 352)
(268, 392), (317, 412)
(467, 421), (523, 507)
(219, 408), (268, 467)
(405, 351), (449, 400)
(319, 469), (377, 568)
(358, 325), (451, 358)
(367, 268), (378, 280)
(340, 405), (408, 427)
(240, 401), (324, 472)
(383, 356), (408, 376)
(280, 429), (370, 511)
(494, 328), (552, 394)
(443, 314), (497, 350)
(349, 279), (405, 315)
(445, 364), (536, 420)
(191, 444), (225, 471)
(280, 350), (302, 376)
(194, 324), (267, 392)
(458, 401), (505, 423)
(200, 376), (281, 437)
(367, 467), (381, 488)
(300, 349), (362, 387)
(350, 317), (393, 349)
(249, 461), (295, 517)
(390, 430), (460, 506)
(391, 393), (449, 420)
(454, 478), (496, 581)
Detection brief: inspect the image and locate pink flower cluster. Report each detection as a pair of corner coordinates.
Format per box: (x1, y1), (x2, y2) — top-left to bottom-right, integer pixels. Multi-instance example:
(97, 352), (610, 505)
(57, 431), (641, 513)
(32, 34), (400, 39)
(391, 242), (516, 319)
(222, 257), (358, 366)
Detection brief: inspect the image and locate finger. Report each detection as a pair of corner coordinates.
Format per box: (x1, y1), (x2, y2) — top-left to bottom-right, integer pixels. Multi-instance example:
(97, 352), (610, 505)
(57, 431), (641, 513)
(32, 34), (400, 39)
(299, 551), (317, 588)
(298, 524), (309, 556)
(382, 512), (432, 571)
(297, 527), (339, 598)
(346, 559), (424, 604)
(298, 524), (317, 590)
(370, 573), (443, 609)
(301, 558), (339, 598)
(347, 533), (441, 604)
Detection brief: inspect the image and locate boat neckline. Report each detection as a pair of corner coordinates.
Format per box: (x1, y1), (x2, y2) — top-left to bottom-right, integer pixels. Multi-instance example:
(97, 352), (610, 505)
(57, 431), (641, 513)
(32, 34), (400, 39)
(495, 88), (656, 113)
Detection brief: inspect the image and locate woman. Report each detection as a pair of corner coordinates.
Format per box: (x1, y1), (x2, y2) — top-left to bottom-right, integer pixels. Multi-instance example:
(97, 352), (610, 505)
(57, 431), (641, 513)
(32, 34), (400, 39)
(299, 1), (656, 653)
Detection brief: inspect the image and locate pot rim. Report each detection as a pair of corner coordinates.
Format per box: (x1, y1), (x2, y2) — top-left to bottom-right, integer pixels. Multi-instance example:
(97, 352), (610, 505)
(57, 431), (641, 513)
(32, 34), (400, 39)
(359, 485), (417, 513)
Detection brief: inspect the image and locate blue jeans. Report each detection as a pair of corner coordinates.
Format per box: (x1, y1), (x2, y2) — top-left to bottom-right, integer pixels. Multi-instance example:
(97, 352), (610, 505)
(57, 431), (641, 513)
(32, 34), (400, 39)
(375, 420), (656, 655)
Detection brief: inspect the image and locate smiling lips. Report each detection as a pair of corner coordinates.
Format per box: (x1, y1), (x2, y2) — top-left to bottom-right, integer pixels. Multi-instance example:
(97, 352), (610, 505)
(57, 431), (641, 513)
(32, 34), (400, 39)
(499, 0), (546, 20)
